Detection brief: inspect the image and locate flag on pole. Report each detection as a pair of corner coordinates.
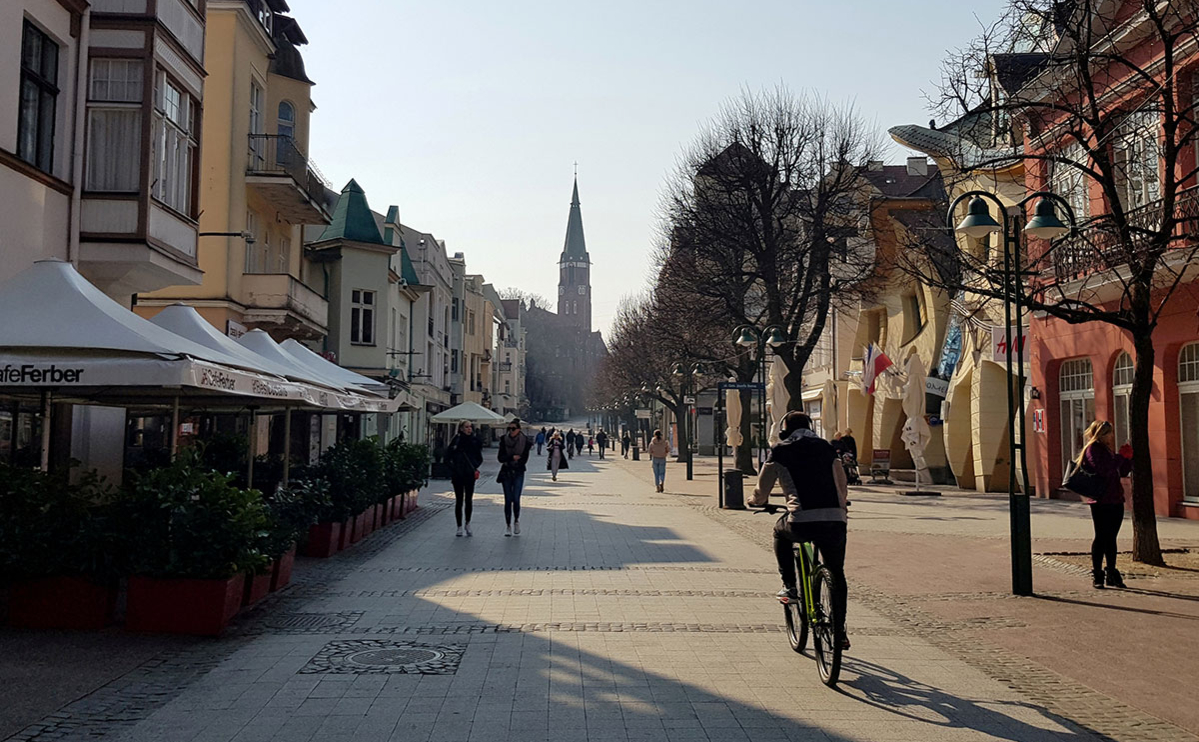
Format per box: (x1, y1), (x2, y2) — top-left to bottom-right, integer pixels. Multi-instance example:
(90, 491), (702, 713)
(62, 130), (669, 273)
(861, 343), (894, 395)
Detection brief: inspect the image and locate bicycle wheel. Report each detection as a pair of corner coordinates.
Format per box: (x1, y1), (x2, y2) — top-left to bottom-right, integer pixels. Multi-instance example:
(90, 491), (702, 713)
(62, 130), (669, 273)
(811, 565), (842, 686)
(782, 598), (807, 653)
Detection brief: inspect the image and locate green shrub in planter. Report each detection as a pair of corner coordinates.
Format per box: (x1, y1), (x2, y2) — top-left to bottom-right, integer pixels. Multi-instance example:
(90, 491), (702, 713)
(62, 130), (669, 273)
(115, 451), (269, 579)
(0, 463), (116, 580)
(261, 476), (329, 559)
(384, 441), (431, 496)
(313, 439), (386, 522)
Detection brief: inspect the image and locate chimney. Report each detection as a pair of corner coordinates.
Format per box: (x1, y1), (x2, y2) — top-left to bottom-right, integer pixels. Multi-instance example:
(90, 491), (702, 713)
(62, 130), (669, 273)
(867, 160), (884, 171)
(906, 157), (929, 176)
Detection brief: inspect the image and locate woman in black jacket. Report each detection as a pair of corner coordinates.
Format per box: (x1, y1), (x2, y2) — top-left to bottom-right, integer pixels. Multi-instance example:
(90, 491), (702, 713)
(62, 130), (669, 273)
(446, 421), (483, 537)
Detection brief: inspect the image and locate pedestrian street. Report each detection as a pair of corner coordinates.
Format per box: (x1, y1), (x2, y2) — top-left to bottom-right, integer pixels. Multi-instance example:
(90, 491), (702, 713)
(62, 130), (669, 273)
(2, 450), (1127, 742)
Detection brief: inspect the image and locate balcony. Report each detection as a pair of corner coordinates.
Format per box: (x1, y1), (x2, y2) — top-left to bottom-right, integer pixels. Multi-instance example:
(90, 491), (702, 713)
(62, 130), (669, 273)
(246, 135), (332, 224)
(1051, 186), (1199, 283)
(240, 273), (328, 339)
(498, 361), (513, 373)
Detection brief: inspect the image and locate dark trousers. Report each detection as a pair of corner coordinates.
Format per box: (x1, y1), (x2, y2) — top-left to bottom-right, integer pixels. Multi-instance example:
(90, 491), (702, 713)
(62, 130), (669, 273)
(1090, 503), (1124, 572)
(773, 516), (848, 635)
(452, 475), (475, 527)
(502, 471), (525, 524)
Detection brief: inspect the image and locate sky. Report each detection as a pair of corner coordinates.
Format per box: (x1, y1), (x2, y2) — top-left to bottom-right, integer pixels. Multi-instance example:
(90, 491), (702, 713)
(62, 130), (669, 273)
(289, 0), (1009, 337)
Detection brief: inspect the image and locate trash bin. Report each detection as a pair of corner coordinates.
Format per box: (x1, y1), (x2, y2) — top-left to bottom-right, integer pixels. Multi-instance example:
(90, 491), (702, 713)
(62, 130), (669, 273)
(632, 445), (640, 461)
(723, 470), (745, 509)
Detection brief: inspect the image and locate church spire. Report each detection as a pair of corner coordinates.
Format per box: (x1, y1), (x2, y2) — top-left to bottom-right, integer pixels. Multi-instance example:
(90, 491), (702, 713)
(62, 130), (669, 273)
(561, 175), (588, 262)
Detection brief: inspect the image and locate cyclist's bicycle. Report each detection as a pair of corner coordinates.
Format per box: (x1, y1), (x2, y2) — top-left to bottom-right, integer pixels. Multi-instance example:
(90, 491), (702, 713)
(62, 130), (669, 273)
(754, 503), (843, 687)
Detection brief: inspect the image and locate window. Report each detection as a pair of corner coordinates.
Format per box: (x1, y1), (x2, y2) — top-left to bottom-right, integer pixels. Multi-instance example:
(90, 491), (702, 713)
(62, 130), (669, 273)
(151, 71), (196, 213)
(18, 21), (60, 172)
(1114, 110), (1161, 209)
(451, 349), (458, 373)
(1112, 352), (1134, 449)
(244, 211), (260, 272)
(468, 311), (475, 335)
(1049, 141), (1089, 222)
(1181, 343), (1199, 502)
(277, 101), (294, 139)
(578, 285), (586, 294)
(86, 60), (143, 192)
(257, 4), (273, 33)
(277, 236), (289, 273)
(451, 297), (459, 321)
(248, 79), (264, 168)
(903, 292), (926, 342)
(1059, 358), (1095, 472)
(351, 289), (375, 345)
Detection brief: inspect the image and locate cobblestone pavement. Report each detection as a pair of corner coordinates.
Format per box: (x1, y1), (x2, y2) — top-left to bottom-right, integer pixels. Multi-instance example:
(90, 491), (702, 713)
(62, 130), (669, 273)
(4, 449), (1196, 741)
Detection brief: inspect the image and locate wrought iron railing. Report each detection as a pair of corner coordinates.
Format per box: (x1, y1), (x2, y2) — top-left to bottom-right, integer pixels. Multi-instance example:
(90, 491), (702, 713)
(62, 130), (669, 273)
(1050, 186), (1199, 281)
(247, 134), (330, 209)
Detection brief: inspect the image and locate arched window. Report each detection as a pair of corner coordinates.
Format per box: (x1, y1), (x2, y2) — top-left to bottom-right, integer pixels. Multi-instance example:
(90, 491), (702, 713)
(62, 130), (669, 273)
(1180, 343), (1199, 502)
(1113, 352), (1134, 447)
(277, 101), (295, 140)
(1059, 358), (1095, 467)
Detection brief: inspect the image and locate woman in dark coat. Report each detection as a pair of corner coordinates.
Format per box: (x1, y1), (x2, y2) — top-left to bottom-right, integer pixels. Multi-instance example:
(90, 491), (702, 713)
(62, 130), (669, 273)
(1074, 420), (1133, 588)
(446, 421), (483, 537)
(546, 431), (569, 481)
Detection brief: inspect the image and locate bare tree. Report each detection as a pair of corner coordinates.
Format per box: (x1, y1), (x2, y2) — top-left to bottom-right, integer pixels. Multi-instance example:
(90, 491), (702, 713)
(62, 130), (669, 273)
(656, 86), (882, 407)
(910, 0), (1199, 564)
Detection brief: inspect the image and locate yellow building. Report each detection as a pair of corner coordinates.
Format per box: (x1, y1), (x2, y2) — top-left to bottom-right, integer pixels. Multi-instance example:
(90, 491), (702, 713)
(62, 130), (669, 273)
(136, 1), (330, 339)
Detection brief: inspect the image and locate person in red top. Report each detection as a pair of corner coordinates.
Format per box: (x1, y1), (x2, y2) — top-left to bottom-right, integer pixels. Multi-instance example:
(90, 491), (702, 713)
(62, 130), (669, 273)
(1075, 420), (1133, 588)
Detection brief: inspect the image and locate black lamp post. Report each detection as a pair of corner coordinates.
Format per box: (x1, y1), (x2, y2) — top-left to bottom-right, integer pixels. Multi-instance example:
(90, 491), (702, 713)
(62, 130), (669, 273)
(673, 362), (705, 480)
(733, 325), (787, 468)
(948, 190), (1075, 597)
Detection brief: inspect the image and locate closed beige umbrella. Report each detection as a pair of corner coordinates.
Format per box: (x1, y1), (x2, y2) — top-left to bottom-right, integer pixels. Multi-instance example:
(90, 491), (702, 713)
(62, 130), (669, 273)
(725, 388), (743, 448)
(900, 353), (934, 490)
(767, 357), (790, 443)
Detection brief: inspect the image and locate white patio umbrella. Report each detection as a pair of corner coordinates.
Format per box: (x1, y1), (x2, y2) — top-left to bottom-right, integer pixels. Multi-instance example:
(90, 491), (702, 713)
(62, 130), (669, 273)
(724, 389), (743, 448)
(766, 357), (790, 443)
(900, 353), (933, 489)
(430, 401), (505, 425)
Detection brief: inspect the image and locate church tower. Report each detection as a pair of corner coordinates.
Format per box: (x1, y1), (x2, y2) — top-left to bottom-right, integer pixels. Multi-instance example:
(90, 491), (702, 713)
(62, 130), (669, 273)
(557, 176), (592, 331)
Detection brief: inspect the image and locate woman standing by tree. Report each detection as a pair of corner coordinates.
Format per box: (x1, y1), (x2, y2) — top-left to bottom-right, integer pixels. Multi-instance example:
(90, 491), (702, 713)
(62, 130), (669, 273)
(1071, 421), (1133, 589)
(446, 421), (483, 537)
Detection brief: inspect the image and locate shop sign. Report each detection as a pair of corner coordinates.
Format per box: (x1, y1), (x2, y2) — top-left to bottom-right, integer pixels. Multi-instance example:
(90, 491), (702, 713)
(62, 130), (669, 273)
(635, 408), (652, 419)
(992, 325), (1028, 361)
(1033, 409), (1045, 433)
(226, 320), (246, 338)
(925, 376), (950, 398)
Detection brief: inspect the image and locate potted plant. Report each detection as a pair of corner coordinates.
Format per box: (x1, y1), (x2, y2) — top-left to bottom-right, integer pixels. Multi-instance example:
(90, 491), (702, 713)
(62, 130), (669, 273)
(264, 476), (326, 588)
(386, 441), (430, 517)
(314, 439), (385, 545)
(116, 452), (269, 636)
(0, 464), (118, 630)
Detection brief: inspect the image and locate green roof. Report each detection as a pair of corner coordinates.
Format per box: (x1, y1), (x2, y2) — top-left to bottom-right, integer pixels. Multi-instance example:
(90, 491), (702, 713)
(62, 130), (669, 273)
(397, 242), (421, 285)
(560, 176), (589, 261)
(317, 179), (384, 244)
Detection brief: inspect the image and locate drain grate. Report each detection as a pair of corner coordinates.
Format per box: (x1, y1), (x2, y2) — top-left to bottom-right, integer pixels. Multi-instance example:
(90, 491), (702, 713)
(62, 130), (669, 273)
(260, 612), (362, 633)
(300, 640), (463, 675)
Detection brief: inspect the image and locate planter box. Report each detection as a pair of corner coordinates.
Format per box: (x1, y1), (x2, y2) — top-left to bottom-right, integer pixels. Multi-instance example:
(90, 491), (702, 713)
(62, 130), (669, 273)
(242, 569), (272, 608)
(380, 500), (391, 527)
(126, 574), (246, 636)
(339, 518), (352, 550)
(376, 503), (386, 528)
(391, 495), (402, 520)
(349, 512), (366, 544)
(406, 489), (419, 513)
(8, 576), (116, 630)
(302, 522), (341, 558)
(270, 546), (297, 591)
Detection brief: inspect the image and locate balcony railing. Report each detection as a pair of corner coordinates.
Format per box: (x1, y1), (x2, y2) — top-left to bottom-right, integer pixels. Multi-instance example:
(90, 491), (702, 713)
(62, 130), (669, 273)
(1051, 186), (1199, 281)
(246, 134), (331, 223)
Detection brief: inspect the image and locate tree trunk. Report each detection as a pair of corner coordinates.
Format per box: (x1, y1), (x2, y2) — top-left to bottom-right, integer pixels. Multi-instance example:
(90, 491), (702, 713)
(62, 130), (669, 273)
(1129, 331), (1165, 565)
(668, 403), (691, 464)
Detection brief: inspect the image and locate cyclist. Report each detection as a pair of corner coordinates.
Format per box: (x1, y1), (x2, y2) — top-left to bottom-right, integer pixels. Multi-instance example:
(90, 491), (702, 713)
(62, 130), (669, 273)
(748, 410), (850, 649)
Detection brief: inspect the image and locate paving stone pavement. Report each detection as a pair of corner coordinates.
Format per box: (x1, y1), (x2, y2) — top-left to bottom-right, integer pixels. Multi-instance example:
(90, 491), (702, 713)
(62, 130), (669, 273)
(3, 450), (1188, 742)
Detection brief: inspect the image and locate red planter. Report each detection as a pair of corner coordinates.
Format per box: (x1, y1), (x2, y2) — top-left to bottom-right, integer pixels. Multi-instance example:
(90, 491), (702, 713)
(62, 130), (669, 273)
(376, 503), (386, 528)
(349, 512), (366, 544)
(379, 501), (391, 527)
(270, 545), (296, 591)
(339, 518), (352, 549)
(126, 574), (246, 636)
(302, 522), (341, 558)
(242, 569), (272, 607)
(391, 495), (402, 520)
(406, 489), (419, 513)
(8, 576), (116, 630)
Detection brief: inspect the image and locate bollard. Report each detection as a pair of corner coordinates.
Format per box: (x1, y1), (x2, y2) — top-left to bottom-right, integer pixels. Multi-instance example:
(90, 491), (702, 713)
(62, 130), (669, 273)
(632, 445), (640, 461)
(722, 470), (745, 509)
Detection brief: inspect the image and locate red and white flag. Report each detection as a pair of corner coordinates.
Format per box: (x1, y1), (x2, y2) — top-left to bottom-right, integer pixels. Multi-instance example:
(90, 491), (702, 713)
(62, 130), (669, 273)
(861, 343), (893, 395)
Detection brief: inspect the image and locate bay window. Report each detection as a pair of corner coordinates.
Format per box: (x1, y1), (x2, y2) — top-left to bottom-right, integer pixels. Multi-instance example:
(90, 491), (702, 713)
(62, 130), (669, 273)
(86, 59), (143, 192)
(151, 71), (196, 214)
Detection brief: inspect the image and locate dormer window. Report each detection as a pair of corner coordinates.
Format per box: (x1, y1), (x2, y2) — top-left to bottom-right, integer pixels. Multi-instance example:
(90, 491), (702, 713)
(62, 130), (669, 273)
(258, 4), (273, 34)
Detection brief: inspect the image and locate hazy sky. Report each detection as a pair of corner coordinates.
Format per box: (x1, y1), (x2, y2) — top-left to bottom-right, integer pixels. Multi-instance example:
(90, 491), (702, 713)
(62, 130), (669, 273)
(289, 0), (1007, 336)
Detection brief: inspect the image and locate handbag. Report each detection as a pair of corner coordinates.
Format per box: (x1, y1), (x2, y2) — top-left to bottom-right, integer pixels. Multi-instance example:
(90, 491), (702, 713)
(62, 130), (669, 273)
(1062, 449), (1103, 501)
(473, 470), (480, 481)
(497, 466), (510, 485)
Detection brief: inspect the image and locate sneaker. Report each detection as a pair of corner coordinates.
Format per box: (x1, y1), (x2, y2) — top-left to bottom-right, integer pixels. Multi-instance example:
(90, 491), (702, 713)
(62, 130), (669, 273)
(776, 586), (799, 601)
(456, 526), (464, 537)
(465, 524), (472, 537)
(513, 521), (521, 536)
(1092, 569), (1105, 589)
(504, 524), (512, 537)
(1105, 567), (1126, 588)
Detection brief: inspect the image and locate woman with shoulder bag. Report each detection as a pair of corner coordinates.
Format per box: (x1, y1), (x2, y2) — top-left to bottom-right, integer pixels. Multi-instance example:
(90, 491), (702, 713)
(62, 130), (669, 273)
(546, 431), (568, 482)
(1067, 420), (1133, 588)
(446, 421), (483, 537)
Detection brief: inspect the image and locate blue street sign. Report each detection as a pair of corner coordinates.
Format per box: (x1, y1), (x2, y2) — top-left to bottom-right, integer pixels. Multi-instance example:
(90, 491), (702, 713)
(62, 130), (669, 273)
(718, 382), (766, 391)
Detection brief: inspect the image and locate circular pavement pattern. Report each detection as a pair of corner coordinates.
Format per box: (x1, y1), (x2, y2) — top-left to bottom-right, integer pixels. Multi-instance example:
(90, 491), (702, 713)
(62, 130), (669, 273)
(348, 647), (444, 666)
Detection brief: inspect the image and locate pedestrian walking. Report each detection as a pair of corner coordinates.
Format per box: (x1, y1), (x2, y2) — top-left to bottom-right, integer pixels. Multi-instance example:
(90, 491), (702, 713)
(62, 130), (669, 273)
(546, 431), (568, 481)
(498, 418), (532, 537)
(566, 429), (575, 458)
(535, 428), (546, 456)
(647, 429), (670, 492)
(1067, 420), (1133, 589)
(621, 431), (631, 458)
(587, 436), (595, 456)
(446, 421), (483, 537)
(596, 430), (608, 459)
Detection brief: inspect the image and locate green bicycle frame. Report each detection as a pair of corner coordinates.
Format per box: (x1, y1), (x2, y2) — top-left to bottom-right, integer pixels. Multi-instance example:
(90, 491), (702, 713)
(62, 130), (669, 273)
(797, 541), (817, 620)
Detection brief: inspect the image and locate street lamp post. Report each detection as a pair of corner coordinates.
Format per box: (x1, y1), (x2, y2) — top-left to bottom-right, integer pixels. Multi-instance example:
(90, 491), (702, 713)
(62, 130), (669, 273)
(673, 363), (705, 480)
(734, 325), (788, 468)
(948, 190), (1074, 597)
